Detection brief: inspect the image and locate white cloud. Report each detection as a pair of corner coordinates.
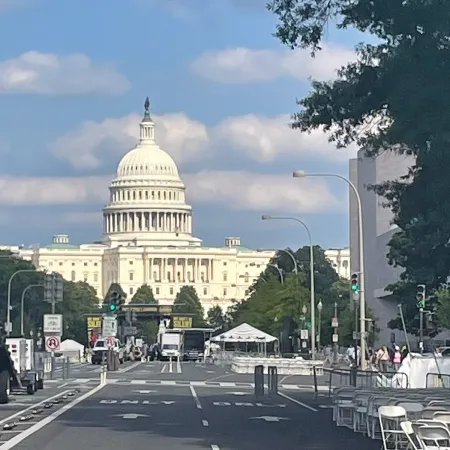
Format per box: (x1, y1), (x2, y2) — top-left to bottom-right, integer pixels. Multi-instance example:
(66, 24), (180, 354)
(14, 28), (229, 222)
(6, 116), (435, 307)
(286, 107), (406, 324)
(191, 43), (356, 83)
(50, 111), (355, 170)
(184, 170), (342, 213)
(0, 51), (130, 95)
(50, 113), (210, 170)
(0, 171), (341, 213)
(0, 175), (109, 205)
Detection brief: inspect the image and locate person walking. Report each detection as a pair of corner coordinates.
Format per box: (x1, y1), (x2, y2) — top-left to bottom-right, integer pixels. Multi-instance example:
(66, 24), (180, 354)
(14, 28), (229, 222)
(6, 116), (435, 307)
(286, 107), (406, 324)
(393, 346), (402, 371)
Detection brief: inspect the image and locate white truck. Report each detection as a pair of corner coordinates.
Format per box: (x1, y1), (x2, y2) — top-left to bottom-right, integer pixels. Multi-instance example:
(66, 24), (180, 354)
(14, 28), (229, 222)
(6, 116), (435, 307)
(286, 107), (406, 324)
(160, 333), (182, 361)
(5, 338), (43, 394)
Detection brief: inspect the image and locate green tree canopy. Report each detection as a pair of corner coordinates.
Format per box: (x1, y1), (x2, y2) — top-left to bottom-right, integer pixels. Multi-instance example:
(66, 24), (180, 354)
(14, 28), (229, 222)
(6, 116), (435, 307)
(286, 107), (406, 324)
(268, 0), (450, 334)
(130, 284), (157, 304)
(173, 286), (205, 327)
(206, 305), (226, 330)
(55, 281), (98, 344)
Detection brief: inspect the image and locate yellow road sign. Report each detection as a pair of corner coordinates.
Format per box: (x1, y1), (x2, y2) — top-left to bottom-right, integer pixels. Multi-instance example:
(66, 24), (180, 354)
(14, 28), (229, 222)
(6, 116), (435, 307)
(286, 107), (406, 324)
(173, 316), (192, 328)
(87, 317), (101, 329)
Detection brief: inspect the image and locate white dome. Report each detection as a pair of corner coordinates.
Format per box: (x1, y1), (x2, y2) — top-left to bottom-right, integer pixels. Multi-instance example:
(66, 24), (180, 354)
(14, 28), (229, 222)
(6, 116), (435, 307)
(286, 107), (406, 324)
(117, 144), (179, 179)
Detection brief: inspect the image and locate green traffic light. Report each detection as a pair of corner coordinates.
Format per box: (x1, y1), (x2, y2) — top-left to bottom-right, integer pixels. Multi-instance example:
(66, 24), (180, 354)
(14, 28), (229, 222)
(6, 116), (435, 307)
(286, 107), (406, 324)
(109, 304), (116, 311)
(351, 284), (358, 291)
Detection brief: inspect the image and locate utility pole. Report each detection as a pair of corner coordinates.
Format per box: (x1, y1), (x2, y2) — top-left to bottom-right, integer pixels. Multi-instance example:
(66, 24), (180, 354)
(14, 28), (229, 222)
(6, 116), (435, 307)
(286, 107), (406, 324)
(333, 301), (338, 364)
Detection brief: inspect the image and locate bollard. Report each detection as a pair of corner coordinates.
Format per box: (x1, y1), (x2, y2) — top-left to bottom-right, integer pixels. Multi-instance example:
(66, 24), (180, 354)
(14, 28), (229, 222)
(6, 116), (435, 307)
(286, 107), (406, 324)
(350, 365), (357, 387)
(66, 357), (70, 380)
(169, 357), (173, 373)
(254, 365), (264, 398)
(267, 366), (278, 395)
(100, 364), (107, 385)
(62, 358), (66, 380)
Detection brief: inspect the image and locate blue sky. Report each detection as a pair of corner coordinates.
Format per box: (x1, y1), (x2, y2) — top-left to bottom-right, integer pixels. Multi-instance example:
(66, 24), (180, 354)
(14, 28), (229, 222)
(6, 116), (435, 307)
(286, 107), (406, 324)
(0, 0), (369, 250)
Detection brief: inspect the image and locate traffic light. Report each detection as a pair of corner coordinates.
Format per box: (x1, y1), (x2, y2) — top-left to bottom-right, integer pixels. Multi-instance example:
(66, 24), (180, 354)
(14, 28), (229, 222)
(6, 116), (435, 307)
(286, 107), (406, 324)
(109, 291), (119, 312)
(416, 284), (426, 309)
(351, 273), (359, 292)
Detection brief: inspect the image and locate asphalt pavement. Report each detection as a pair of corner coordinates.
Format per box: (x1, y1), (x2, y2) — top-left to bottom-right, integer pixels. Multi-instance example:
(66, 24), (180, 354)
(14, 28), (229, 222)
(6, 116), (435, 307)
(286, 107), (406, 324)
(0, 360), (379, 450)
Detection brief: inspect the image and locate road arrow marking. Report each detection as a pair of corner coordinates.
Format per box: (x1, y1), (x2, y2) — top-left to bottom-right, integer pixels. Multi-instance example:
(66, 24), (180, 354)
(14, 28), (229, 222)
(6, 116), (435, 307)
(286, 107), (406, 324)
(227, 392), (247, 396)
(133, 390), (157, 394)
(114, 413), (149, 419)
(249, 416), (291, 423)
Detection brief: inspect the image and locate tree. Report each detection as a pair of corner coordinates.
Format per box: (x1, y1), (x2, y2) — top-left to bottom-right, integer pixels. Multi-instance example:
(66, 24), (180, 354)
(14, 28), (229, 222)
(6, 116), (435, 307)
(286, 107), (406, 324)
(55, 281), (98, 345)
(130, 284), (157, 304)
(268, 0), (450, 333)
(173, 286), (205, 327)
(206, 305), (226, 329)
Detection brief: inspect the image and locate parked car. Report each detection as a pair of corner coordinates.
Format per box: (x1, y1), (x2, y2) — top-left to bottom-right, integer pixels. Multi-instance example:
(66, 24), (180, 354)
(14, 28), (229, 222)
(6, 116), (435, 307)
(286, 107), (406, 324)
(91, 339), (125, 364)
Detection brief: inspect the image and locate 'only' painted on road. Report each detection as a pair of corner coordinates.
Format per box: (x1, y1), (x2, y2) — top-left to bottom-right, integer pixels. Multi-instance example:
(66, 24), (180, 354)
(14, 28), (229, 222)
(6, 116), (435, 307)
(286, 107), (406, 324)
(98, 400), (287, 408)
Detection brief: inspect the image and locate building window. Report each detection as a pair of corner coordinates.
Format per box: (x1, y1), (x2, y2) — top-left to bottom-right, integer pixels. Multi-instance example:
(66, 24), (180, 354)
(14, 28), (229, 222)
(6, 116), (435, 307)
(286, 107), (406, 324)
(83, 272), (88, 282)
(167, 271), (171, 282)
(201, 273), (205, 282)
(84, 262), (88, 266)
(244, 272), (249, 283)
(72, 262), (75, 266)
(129, 287), (134, 295)
(187, 271), (192, 282)
(223, 262), (227, 266)
(93, 273), (98, 282)
(223, 288), (227, 297)
(203, 288), (207, 295)
(71, 271), (75, 281)
(245, 289), (249, 296)
(152, 271), (157, 281)
(59, 262), (63, 266)
(49, 262), (53, 266)
(129, 261), (133, 265)
(94, 262), (98, 267)
(177, 271), (181, 281)
(129, 272), (134, 281)
(170, 287), (174, 295)
(156, 287), (160, 295)
(223, 272), (228, 282)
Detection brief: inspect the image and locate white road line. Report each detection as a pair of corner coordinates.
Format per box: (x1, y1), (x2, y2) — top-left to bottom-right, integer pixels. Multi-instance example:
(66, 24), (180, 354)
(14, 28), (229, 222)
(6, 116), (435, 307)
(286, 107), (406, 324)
(278, 391), (318, 412)
(1, 384), (105, 449)
(176, 358), (182, 374)
(211, 445), (220, 450)
(0, 389), (72, 426)
(119, 361), (142, 373)
(202, 419), (209, 427)
(58, 382), (69, 388)
(161, 364), (167, 373)
(190, 385), (202, 410)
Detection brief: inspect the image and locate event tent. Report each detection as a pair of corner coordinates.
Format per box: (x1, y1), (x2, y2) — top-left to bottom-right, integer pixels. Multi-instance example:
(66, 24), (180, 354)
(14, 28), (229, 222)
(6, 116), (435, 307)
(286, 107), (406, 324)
(211, 323), (277, 343)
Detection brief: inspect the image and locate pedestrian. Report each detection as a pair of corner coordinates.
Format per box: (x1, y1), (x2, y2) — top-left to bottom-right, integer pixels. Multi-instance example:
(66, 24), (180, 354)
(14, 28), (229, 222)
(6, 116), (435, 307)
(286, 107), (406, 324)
(393, 346), (402, 371)
(376, 346), (390, 372)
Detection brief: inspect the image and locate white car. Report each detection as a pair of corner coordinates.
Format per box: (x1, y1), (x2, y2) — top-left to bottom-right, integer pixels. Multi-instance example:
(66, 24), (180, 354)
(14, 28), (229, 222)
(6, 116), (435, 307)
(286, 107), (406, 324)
(91, 338), (125, 364)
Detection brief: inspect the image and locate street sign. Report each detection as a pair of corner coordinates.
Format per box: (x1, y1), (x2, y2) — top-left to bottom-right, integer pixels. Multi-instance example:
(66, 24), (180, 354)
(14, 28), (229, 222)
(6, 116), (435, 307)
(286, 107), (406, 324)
(300, 329), (308, 340)
(102, 317), (117, 337)
(135, 338), (143, 347)
(173, 316), (192, 328)
(305, 321), (311, 328)
(45, 335), (60, 351)
(43, 314), (63, 334)
(105, 336), (115, 348)
(122, 326), (137, 335)
(87, 317), (101, 328)
(332, 334), (339, 343)
(331, 317), (338, 328)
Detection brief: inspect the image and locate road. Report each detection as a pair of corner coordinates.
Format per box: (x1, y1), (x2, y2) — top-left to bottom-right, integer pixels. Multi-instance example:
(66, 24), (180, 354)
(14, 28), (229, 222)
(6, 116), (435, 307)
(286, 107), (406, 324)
(0, 360), (379, 449)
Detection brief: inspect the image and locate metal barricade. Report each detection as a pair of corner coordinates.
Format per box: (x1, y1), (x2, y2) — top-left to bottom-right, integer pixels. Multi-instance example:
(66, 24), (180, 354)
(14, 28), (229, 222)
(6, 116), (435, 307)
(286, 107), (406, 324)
(254, 364), (264, 398)
(267, 366), (278, 395)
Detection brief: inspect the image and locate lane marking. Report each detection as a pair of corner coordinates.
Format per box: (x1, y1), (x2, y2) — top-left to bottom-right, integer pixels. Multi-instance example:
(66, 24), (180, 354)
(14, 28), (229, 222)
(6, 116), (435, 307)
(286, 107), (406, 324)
(119, 361), (142, 373)
(190, 385), (202, 410)
(161, 364), (167, 373)
(211, 446), (220, 450)
(0, 389), (72, 426)
(176, 358), (182, 374)
(58, 382), (69, 388)
(202, 419), (209, 427)
(278, 392), (318, 412)
(1, 384), (105, 449)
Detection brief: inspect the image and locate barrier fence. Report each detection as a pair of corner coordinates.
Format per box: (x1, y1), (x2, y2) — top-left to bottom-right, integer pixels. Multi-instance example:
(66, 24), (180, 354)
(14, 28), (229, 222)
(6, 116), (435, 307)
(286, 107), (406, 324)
(426, 372), (450, 388)
(313, 366), (410, 398)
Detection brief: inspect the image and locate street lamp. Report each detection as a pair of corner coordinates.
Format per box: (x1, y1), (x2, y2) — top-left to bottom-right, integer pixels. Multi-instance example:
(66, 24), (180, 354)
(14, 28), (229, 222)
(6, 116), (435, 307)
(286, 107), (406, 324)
(293, 170), (367, 370)
(317, 301), (323, 349)
(257, 248), (298, 274)
(21, 284), (43, 336)
(261, 214), (317, 360)
(268, 264), (284, 284)
(302, 305), (307, 315)
(7, 270), (37, 336)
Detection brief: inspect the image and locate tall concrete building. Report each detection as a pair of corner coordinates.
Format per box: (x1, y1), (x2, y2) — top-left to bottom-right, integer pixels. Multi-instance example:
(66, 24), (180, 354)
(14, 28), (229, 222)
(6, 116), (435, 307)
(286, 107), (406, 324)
(349, 150), (414, 344)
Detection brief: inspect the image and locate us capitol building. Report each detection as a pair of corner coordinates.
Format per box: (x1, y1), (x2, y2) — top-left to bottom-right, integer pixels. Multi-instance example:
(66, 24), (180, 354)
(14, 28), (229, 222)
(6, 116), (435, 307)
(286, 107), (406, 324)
(3, 100), (350, 314)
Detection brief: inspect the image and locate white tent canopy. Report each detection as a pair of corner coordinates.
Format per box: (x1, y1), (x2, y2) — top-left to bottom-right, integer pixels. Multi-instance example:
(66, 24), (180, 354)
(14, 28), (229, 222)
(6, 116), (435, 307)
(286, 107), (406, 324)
(60, 339), (84, 351)
(211, 323), (277, 343)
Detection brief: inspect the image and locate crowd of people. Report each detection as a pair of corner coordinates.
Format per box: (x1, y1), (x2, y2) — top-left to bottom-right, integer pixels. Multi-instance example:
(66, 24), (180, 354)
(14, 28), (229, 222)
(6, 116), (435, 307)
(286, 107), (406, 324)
(346, 343), (409, 371)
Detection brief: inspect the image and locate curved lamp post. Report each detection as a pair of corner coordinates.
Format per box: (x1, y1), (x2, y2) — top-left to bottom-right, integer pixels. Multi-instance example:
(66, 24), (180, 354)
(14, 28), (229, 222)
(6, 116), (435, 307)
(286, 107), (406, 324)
(293, 170), (367, 369)
(268, 264), (284, 284)
(261, 214), (317, 360)
(21, 284), (43, 336)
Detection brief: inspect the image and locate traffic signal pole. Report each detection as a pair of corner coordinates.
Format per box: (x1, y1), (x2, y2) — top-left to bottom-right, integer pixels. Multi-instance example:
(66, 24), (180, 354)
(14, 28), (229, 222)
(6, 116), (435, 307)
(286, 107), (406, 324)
(416, 284), (426, 354)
